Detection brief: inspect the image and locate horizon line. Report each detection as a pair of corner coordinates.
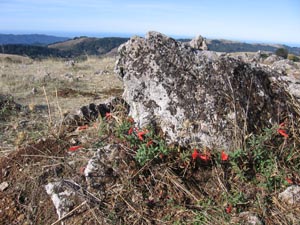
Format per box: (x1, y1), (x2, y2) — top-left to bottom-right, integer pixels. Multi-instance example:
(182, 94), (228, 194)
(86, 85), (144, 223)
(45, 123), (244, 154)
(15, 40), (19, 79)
(1, 30), (300, 48)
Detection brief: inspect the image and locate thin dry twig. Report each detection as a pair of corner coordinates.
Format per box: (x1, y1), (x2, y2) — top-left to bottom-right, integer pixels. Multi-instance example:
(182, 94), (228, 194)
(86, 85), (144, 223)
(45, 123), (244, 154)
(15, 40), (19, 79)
(43, 85), (52, 126)
(21, 154), (65, 159)
(50, 201), (87, 225)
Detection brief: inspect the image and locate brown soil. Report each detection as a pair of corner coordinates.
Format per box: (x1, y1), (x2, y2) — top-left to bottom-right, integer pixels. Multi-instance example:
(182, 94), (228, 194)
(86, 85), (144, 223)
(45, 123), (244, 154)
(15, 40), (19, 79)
(0, 138), (69, 224)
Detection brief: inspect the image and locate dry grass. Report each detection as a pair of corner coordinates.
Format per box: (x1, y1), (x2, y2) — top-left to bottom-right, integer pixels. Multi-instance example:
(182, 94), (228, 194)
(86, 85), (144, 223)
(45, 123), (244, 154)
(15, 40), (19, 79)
(0, 55), (123, 157)
(0, 54), (122, 108)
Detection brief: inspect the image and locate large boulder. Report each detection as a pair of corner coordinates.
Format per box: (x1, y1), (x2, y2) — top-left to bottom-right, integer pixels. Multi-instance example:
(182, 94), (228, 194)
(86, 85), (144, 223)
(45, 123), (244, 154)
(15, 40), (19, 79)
(115, 31), (298, 150)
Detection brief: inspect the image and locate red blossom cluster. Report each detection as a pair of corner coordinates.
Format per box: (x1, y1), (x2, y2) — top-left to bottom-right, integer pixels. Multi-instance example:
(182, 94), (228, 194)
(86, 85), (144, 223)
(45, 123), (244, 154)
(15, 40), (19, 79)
(191, 149), (210, 162)
(127, 125), (150, 141)
(286, 178), (293, 184)
(225, 205), (232, 214)
(277, 122), (289, 138)
(69, 145), (82, 152)
(221, 150), (229, 161)
(191, 149), (229, 162)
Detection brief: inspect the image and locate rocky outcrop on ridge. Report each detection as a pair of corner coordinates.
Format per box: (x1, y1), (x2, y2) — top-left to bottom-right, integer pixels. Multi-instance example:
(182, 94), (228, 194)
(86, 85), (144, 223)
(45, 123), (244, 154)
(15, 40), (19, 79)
(189, 35), (208, 50)
(115, 31), (299, 150)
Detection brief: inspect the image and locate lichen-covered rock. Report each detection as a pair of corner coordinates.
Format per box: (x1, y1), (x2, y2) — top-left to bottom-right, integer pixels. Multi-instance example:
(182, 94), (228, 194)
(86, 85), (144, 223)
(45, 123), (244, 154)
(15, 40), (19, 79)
(115, 31), (298, 150)
(279, 185), (300, 205)
(271, 59), (299, 73)
(189, 35), (208, 50)
(45, 182), (74, 219)
(84, 145), (120, 193)
(231, 211), (263, 225)
(263, 54), (283, 65)
(280, 75), (300, 99)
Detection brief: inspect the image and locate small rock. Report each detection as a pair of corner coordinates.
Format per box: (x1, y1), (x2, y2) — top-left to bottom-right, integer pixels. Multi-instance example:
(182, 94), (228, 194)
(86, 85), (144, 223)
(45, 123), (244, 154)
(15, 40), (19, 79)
(31, 87), (37, 95)
(45, 182), (74, 219)
(189, 35), (208, 50)
(279, 185), (300, 205)
(238, 212), (262, 225)
(231, 211), (263, 225)
(0, 181), (9, 191)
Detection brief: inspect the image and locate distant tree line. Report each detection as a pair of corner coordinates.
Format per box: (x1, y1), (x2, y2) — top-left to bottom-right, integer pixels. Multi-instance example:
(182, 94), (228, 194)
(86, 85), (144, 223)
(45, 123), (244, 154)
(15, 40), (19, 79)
(1, 37), (299, 59)
(0, 44), (70, 58)
(0, 37), (129, 59)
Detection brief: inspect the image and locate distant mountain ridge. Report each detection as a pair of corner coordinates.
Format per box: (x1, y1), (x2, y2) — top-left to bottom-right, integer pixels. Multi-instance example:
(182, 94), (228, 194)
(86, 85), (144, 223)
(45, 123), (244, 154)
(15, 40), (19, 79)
(0, 36), (129, 58)
(48, 36), (129, 55)
(0, 33), (299, 58)
(0, 34), (69, 45)
(206, 39), (300, 56)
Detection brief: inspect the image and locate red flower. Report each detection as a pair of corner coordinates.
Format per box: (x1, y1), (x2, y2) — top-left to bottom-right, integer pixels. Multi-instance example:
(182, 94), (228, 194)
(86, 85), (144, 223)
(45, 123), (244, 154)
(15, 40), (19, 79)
(105, 112), (112, 120)
(221, 150), (229, 161)
(199, 153), (210, 161)
(69, 145), (82, 152)
(128, 127), (134, 135)
(137, 131), (147, 141)
(192, 149), (198, 160)
(146, 140), (153, 147)
(286, 178), (293, 184)
(278, 129), (288, 138)
(225, 205), (232, 214)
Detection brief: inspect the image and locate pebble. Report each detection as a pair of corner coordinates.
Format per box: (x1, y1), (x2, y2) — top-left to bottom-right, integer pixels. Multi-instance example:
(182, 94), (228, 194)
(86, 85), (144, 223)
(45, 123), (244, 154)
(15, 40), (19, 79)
(0, 182), (9, 191)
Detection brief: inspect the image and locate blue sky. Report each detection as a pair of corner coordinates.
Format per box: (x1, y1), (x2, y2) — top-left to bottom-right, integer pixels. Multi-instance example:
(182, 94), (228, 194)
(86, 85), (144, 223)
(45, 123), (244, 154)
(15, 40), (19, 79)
(1, 0), (300, 45)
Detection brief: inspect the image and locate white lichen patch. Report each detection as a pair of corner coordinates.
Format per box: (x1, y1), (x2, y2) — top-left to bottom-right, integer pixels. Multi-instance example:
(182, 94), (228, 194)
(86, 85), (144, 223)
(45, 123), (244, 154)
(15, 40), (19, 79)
(45, 182), (74, 219)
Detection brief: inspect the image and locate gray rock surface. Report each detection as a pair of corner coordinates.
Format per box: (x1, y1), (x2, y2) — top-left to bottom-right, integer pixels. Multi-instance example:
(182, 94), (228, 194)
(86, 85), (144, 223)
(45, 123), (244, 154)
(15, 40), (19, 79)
(0, 181), (9, 191)
(84, 145), (119, 194)
(263, 54), (283, 65)
(45, 182), (74, 219)
(115, 31), (298, 150)
(231, 211), (263, 225)
(189, 35), (208, 50)
(279, 185), (300, 205)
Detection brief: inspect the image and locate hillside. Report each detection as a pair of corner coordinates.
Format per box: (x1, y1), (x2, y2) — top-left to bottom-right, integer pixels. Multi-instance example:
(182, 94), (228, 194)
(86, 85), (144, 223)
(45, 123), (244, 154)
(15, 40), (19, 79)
(48, 37), (90, 50)
(0, 34), (69, 45)
(48, 37), (129, 55)
(0, 37), (129, 58)
(0, 44), (70, 58)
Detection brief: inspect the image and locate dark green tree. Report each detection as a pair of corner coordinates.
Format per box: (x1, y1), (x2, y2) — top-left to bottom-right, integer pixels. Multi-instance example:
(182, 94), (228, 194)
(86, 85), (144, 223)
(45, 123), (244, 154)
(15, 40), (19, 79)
(275, 48), (288, 58)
